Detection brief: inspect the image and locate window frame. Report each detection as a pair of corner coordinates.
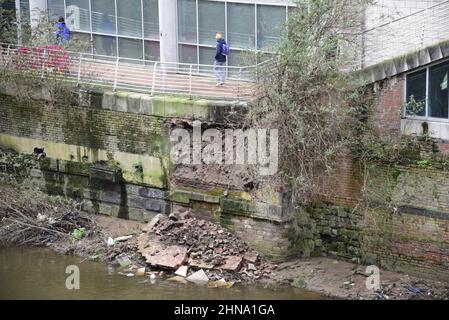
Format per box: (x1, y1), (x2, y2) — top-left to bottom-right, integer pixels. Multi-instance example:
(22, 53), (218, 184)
(48, 0), (160, 61)
(404, 59), (449, 123)
(176, 0), (291, 66)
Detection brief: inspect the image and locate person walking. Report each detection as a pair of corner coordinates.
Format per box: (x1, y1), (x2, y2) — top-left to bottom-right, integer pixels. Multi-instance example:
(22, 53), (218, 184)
(214, 32), (228, 86)
(55, 16), (71, 48)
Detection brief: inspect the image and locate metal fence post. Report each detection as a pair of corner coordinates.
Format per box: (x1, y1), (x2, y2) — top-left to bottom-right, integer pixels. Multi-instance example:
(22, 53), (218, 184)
(151, 61), (158, 96)
(113, 57), (119, 91)
(189, 64), (193, 99)
(41, 48), (47, 79)
(77, 54), (83, 87)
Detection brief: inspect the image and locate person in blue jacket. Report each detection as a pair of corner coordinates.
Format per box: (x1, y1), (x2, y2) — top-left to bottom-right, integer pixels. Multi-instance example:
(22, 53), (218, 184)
(56, 16), (71, 47)
(214, 32), (228, 86)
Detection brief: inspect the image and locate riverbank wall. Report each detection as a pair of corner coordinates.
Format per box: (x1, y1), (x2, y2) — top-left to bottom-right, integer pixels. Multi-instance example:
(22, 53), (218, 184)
(1, 87), (449, 280)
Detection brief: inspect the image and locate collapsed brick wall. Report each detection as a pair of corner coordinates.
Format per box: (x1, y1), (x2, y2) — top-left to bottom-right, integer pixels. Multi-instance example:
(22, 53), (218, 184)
(0, 90), (291, 260)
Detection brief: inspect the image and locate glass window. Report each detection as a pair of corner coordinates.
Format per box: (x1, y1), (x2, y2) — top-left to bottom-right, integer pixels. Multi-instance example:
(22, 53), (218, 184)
(91, 0), (116, 35)
(118, 38), (143, 60)
(199, 46), (215, 65)
(227, 3), (255, 50)
(199, 46), (215, 73)
(257, 5), (286, 50)
(66, 0), (91, 32)
(406, 70), (426, 116)
(94, 34), (117, 56)
(178, 0), (197, 43)
(143, 0), (159, 39)
(198, 0), (225, 46)
(117, 0), (142, 37)
(19, 0), (31, 43)
(48, 0), (65, 22)
(429, 62), (449, 118)
(179, 44), (197, 64)
(144, 40), (160, 61)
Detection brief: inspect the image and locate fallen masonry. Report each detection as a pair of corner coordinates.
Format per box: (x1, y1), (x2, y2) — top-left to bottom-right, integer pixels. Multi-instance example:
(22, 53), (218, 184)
(137, 211), (276, 282)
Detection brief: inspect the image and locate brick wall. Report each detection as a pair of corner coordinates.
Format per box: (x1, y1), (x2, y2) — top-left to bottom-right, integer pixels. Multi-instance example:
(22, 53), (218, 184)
(370, 75), (404, 135)
(0, 93), (169, 156)
(304, 162), (449, 281)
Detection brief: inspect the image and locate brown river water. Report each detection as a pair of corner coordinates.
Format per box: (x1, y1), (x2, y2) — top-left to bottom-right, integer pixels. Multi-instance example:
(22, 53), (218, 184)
(0, 247), (323, 300)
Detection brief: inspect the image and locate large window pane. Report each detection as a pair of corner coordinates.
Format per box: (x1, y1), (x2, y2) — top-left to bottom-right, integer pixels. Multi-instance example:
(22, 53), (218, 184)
(227, 3), (255, 50)
(118, 38), (143, 60)
(257, 5), (285, 50)
(91, 0), (116, 35)
(199, 46), (215, 73)
(143, 0), (159, 39)
(144, 40), (160, 61)
(117, 0), (142, 37)
(179, 44), (197, 64)
(178, 0), (197, 43)
(429, 62), (449, 118)
(19, 0), (31, 43)
(406, 69), (426, 116)
(94, 34), (117, 56)
(199, 46), (215, 65)
(199, 0), (224, 46)
(66, 0), (90, 32)
(48, 0), (65, 22)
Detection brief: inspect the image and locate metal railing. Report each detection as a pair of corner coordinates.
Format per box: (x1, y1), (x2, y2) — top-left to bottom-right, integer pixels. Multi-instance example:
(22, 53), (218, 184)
(361, 0), (449, 68)
(0, 42), (274, 101)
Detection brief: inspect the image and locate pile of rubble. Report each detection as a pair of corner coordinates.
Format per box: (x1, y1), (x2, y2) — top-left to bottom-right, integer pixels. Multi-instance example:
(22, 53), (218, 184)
(137, 211), (276, 284)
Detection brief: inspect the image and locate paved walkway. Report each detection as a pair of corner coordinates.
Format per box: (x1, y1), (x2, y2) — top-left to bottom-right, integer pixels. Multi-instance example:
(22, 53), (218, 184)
(1, 47), (256, 101)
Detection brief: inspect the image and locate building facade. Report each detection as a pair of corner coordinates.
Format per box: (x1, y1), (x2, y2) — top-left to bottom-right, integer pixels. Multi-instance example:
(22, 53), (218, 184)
(15, 0), (295, 66)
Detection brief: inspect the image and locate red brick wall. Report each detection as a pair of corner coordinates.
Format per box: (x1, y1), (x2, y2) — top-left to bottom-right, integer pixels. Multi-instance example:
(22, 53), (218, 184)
(370, 75), (405, 135)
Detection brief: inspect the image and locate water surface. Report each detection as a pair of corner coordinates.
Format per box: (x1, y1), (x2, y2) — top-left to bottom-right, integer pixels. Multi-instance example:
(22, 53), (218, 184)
(0, 247), (323, 300)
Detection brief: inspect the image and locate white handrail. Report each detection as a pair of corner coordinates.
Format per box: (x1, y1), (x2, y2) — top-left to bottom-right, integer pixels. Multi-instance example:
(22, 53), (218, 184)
(0, 42), (276, 101)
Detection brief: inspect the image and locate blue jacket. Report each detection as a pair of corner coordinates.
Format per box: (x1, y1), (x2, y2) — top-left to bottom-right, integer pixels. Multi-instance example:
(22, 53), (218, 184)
(56, 22), (71, 44)
(215, 38), (227, 63)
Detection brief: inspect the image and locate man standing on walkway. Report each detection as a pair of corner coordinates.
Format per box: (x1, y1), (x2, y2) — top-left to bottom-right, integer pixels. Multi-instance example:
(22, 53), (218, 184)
(214, 32), (228, 86)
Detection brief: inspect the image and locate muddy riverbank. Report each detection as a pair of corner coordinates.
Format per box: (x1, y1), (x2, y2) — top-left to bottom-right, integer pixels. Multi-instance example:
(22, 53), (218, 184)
(1, 183), (448, 300)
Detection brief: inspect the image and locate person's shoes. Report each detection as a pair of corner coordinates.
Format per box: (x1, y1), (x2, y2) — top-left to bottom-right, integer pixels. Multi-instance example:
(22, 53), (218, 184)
(216, 83), (221, 87)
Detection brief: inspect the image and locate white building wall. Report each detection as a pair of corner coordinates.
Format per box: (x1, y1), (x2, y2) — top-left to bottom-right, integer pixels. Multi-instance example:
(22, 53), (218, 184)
(365, 0), (445, 29)
(363, 0), (449, 67)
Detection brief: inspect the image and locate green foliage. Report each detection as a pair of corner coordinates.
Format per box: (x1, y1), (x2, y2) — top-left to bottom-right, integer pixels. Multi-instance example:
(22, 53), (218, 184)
(352, 126), (421, 164)
(404, 95), (425, 117)
(72, 227), (86, 240)
(0, 0), (17, 44)
(247, 0), (371, 205)
(0, 7), (91, 108)
(0, 149), (36, 176)
(417, 159), (430, 169)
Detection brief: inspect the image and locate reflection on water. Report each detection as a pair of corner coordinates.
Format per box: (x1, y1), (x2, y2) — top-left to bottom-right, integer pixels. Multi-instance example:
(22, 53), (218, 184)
(0, 247), (323, 300)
